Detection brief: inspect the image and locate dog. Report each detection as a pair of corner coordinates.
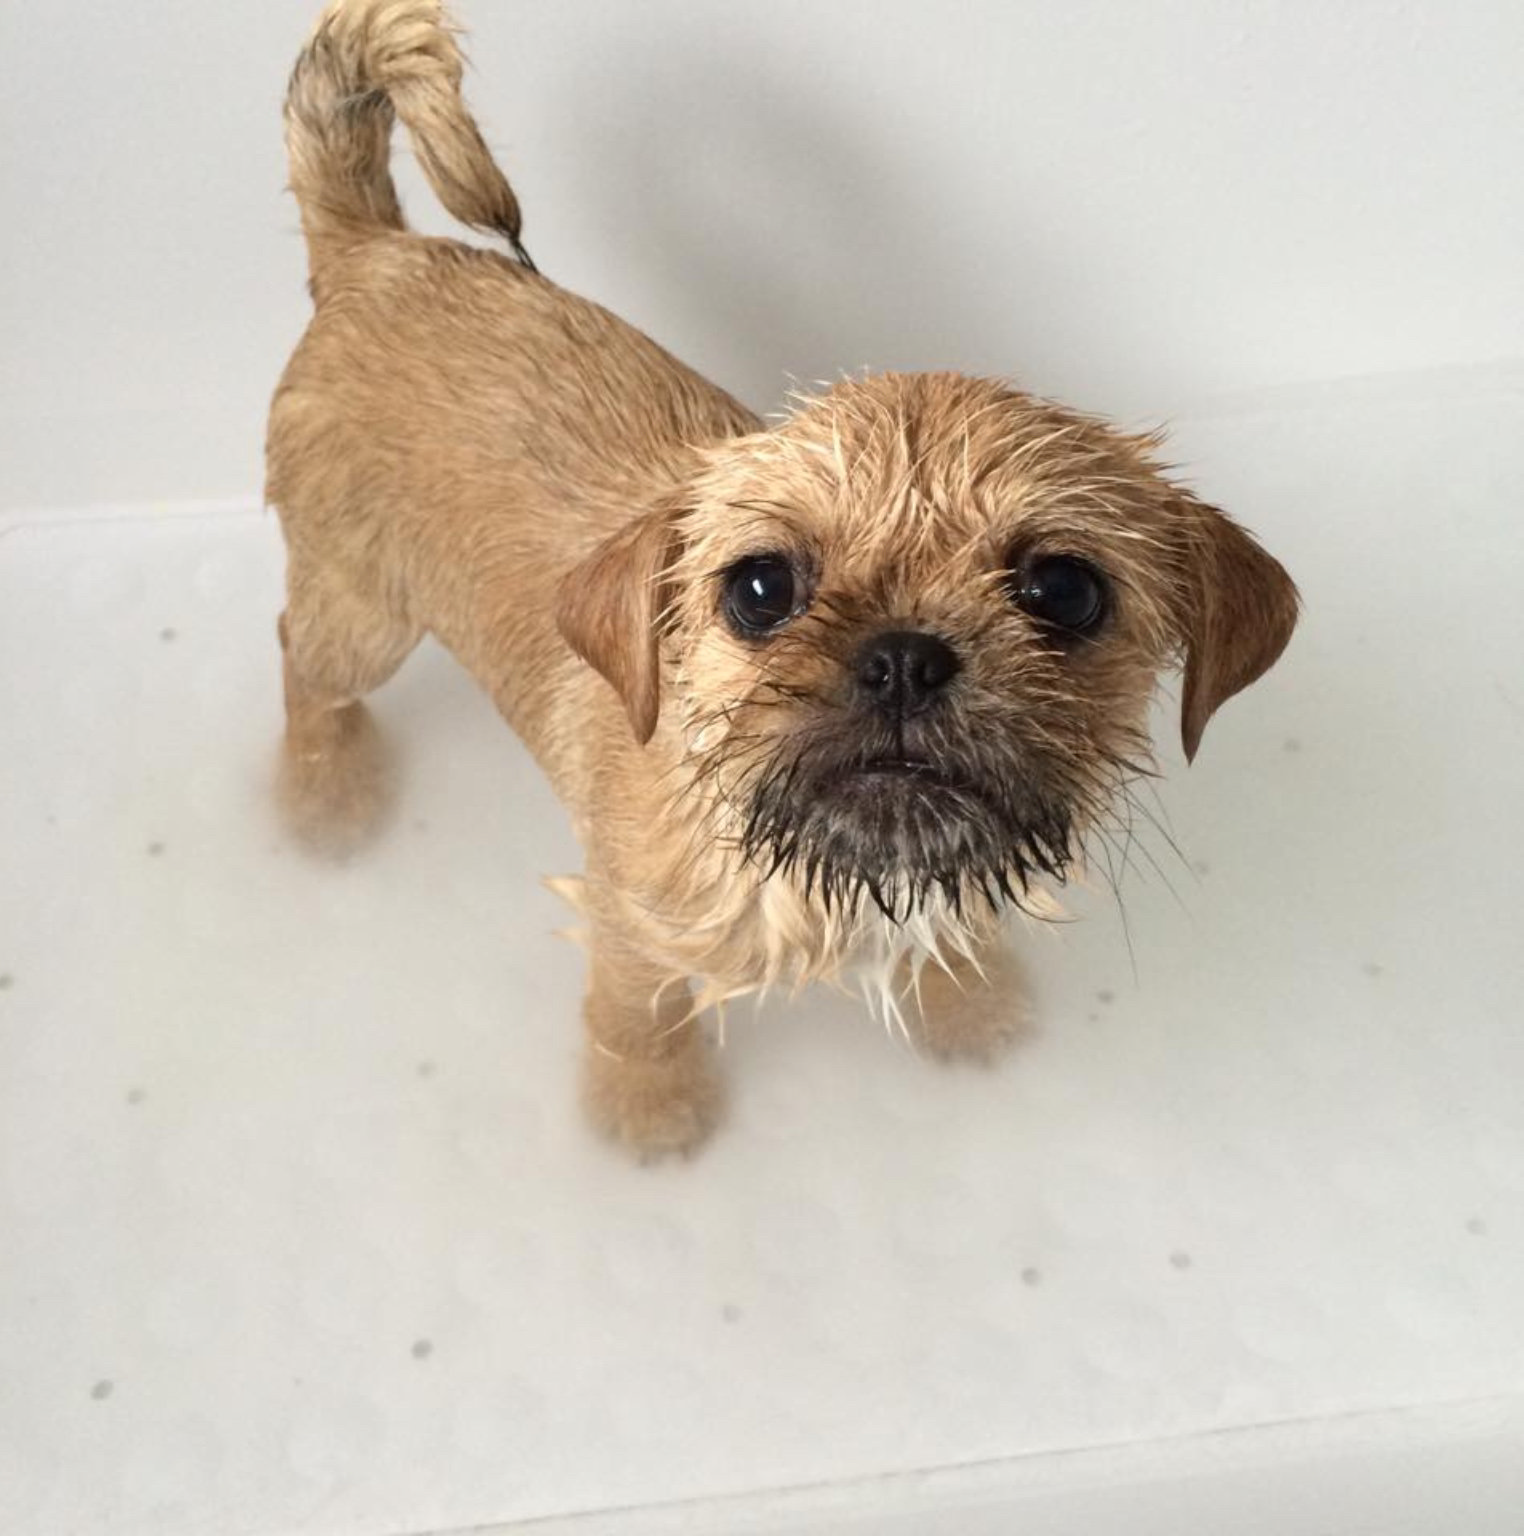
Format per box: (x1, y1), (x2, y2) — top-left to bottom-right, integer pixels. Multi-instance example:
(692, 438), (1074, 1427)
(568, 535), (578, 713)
(268, 0), (1299, 1158)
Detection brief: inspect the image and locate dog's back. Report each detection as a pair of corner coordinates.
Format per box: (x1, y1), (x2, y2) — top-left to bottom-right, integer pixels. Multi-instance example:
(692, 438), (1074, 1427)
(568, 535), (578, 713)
(267, 0), (755, 799)
(270, 0), (753, 496)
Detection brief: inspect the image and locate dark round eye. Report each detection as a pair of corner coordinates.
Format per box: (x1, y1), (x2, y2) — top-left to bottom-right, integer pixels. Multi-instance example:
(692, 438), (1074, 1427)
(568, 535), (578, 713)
(724, 555), (800, 634)
(1009, 554), (1108, 635)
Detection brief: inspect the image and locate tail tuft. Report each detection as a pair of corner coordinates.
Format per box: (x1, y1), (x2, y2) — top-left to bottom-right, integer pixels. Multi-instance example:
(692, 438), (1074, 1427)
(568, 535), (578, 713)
(284, 0), (533, 278)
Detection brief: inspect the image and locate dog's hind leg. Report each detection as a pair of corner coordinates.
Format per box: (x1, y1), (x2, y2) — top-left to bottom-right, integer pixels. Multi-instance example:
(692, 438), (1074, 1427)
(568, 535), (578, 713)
(276, 556), (420, 858)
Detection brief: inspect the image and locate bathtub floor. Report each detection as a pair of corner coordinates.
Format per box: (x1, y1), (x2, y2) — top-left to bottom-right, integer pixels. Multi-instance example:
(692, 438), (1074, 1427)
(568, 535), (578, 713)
(2, 369), (1522, 1534)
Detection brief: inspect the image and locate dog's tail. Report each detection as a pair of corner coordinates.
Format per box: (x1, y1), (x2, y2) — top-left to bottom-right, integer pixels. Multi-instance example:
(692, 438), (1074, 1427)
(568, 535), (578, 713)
(284, 0), (533, 281)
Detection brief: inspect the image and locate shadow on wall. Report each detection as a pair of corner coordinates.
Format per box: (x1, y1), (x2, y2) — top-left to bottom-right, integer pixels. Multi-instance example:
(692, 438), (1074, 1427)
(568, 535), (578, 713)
(548, 39), (1080, 414)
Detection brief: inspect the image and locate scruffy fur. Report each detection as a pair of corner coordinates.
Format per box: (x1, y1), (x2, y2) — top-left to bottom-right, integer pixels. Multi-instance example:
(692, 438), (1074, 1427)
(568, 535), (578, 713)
(268, 0), (1299, 1158)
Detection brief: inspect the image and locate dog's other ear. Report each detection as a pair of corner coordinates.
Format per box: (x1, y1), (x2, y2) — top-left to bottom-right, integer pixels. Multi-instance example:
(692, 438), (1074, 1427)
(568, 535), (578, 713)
(1175, 495), (1300, 762)
(556, 499), (684, 745)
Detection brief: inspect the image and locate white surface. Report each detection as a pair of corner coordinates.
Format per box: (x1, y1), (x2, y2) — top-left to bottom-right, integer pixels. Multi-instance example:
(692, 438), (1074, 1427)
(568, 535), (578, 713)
(3, 0), (1524, 511)
(2, 372), (1522, 1533)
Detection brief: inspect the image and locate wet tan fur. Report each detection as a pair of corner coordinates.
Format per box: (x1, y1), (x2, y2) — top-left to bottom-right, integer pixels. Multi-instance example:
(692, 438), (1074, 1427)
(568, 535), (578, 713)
(268, 0), (1298, 1158)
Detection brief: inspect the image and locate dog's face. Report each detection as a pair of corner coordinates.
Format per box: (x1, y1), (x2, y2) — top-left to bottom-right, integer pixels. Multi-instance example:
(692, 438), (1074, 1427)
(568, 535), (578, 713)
(559, 373), (1297, 918)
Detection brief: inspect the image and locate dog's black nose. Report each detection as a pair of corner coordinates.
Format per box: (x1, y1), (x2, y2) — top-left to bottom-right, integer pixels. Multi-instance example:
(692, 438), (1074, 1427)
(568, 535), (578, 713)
(856, 630), (960, 716)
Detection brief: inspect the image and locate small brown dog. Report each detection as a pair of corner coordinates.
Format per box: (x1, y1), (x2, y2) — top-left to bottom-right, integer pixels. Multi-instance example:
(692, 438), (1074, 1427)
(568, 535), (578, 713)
(268, 0), (1298, 1157)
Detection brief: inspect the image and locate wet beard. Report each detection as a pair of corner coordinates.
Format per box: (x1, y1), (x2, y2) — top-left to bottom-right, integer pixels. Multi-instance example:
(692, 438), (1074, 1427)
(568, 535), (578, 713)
(740, 747), (1074, 924)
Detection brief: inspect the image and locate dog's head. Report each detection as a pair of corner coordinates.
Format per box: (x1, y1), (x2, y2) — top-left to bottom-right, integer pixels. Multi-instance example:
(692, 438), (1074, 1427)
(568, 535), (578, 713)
(559, 373), (1297, 918)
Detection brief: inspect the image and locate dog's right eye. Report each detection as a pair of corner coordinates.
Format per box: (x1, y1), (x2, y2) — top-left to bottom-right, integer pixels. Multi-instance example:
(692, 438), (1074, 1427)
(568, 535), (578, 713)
(724, 556), (800, 635)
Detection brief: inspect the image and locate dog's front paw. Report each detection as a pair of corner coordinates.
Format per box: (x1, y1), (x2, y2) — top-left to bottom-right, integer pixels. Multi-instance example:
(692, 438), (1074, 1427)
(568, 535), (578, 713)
(907, 953), (1031, 1066)
(581, 1044), (723, 1162)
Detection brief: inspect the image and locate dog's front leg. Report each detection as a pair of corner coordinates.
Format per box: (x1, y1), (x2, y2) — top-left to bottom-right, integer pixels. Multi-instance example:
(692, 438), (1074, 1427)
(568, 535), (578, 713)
(578, 913), (722, 1161)
(903, 937), (1032, 1065)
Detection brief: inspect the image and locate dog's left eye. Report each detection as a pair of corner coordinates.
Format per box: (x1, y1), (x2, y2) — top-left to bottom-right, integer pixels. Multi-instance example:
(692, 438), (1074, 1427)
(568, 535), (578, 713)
(1008, 554), (1108, 635)
(724, 555), (800, 634)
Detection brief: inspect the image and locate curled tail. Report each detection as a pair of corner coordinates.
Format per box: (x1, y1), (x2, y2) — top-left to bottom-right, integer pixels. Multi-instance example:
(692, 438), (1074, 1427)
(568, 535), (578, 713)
(284, 0), (534, 279)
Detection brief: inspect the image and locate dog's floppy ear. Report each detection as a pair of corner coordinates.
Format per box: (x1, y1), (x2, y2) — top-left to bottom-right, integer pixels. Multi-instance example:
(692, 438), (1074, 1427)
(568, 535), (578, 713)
(1174, 495), (1299, 762)
(556, 499), (684, 745)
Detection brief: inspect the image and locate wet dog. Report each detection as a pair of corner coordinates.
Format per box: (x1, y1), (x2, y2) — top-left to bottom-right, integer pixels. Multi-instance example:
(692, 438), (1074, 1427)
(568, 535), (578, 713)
(268, 0), (1298, 1157)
